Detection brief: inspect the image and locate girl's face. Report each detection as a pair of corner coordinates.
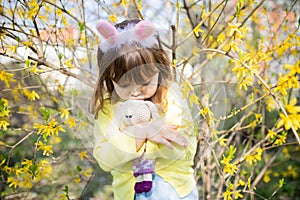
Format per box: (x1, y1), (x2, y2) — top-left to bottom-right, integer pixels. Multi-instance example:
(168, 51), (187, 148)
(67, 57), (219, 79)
(113, 73), (159, 100)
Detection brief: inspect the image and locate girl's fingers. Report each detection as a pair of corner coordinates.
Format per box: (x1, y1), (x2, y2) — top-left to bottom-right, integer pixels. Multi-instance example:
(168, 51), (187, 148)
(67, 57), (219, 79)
(164, 130), (188, 147)
(148, 128), (188, 148)
(148, 135), (174, 149)
(169, 124), (178, 130)
(160, 138), (174, 149)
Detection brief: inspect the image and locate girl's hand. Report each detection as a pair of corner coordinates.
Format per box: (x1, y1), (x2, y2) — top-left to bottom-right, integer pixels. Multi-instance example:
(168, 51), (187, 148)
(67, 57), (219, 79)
(147, 124), (188, 149)
(122, 121), (188, 150)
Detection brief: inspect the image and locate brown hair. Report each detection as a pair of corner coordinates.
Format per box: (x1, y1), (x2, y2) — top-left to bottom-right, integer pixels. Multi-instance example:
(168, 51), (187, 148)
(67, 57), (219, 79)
(90, 20), (173, 118)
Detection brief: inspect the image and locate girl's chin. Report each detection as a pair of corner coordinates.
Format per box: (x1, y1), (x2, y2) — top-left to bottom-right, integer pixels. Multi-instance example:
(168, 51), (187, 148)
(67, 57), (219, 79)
(129, 97), (146, 100)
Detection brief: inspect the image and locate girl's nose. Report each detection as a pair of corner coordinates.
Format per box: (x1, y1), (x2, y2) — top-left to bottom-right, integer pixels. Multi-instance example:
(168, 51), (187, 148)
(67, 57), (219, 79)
(131, 88), (142, 97)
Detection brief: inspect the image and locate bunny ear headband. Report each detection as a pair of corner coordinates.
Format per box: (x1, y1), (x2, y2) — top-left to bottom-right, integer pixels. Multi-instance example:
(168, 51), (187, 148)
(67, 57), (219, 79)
(95, 20), (159, 53)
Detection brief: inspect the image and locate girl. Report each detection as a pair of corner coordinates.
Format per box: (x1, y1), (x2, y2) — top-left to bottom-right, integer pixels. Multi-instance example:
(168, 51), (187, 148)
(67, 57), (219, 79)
(90, 19), (198, 200)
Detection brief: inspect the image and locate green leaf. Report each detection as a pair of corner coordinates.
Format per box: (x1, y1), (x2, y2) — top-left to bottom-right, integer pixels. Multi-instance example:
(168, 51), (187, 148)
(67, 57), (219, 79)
(72, 88), (78, 97)
(176, 2), (181, 11)
(58, 53), (64, 61)
(78, 108), (83, 119)
(29, 163), (38, 178)
(247, 177), (251, 189)
(40, 107), (50, 122)
(78, 22), (85, 32)
(63, 185), (69, 195)
(25, 59), (30, 68)
(279, 178), (284, 188)
(76, 165), (82, 172)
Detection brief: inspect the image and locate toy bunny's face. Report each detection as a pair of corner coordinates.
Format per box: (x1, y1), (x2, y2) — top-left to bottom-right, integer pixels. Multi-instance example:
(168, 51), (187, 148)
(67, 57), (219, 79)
(119, 100), (151, 126)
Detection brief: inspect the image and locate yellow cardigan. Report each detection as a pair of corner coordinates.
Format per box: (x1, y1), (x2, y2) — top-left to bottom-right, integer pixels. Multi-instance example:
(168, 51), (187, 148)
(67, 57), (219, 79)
(93, 83), (198, 200)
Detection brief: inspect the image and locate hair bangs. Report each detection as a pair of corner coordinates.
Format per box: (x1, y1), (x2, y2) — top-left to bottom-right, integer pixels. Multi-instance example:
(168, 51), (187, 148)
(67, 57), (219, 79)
(113, 46), (160, 86)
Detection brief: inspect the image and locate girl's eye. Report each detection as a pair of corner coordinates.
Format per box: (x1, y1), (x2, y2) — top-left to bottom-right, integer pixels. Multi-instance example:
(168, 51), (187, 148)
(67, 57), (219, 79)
(143, 82), (150, 86)
(120, 84), (130, 88)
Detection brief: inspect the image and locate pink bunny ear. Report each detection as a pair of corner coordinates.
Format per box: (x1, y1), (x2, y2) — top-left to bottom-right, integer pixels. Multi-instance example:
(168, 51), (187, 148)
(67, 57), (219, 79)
(95, 20), (117, 43)
(135, 20), (155, 40)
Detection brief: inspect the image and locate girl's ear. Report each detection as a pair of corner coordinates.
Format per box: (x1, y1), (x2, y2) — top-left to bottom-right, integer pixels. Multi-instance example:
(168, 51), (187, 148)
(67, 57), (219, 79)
(95, 20), (117, 43)
(135, 20), (155, 40)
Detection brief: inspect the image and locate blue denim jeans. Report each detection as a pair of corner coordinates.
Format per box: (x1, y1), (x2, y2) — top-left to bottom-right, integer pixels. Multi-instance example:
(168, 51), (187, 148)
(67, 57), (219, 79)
(134, 174), (198, 200)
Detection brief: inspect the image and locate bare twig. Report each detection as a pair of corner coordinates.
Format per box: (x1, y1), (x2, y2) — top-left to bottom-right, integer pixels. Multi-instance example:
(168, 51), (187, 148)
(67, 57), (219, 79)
(131, 0), (144, 20)
(188, 48), (300, 145)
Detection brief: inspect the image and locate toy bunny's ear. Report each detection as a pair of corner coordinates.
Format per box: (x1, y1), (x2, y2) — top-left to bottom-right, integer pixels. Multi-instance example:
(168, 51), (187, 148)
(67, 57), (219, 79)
(135, 20), (155, 40)
(95, 20), (117, 42)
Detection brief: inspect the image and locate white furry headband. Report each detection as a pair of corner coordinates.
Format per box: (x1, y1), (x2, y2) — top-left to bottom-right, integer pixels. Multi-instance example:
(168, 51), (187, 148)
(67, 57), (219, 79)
(95, 20), (158, 53)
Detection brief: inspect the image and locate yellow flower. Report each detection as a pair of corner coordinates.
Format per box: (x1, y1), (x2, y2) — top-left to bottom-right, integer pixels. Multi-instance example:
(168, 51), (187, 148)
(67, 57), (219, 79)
(0, 98), (9, 107)
(7, 176), (19, 188)
(219, 137), (228, 146)
(0, 120), (9, 131)
(238, 179), (245, 186)
(58, 85), (64, 95)
(74, 177), (80, 183)
(22, 41), (33, 47)
(224, 163), (238, 175)
(274, 132), (287, 145)
(217, 33), (226, 44)
(286, 98), (300, 114)
(21, 159), (33, 169)
(64, 58), (74, 69)
(59, 108), (70, 119)
(83, 168), (93, 178)
(282, 165), (298, 179)
(34, 119), (66, 137)
(50, 135), (61, 144)
(109, 14), (117, 23)
(245, 154), (255, 165)
(274, 74), (289, 95)
(37, 160), (53, 178)
(26, 1), (39, 19)
(232, 65), (248, 79)
(31, 62), (44, 74)
(245, 148), (262, 165)
(0, 98), (10, 117)
(4, 166), (13, 174)
(56, 8), (63, 18)
(238, 76), (253, 91)
(0, 159), (6, 167)
(227, 23), (242, 37)
(283, 147), (291, 159)
(277, 113), (299, 131)
(64, 117), (76, 128)
(221, 146), (238, 175)
(6, 45), (17, 54)
(189, 94), (199, 106)
(15, 168), (24, 178)
(23, 89), (40, 101)
(234, 191), (243, 199)
(263, 170), (272, 183)
(194, 27), (204, 38)
(0, 70), (16, 88)
(267, 129), (277, 140)
(223, 190), (234, 200)
(78, 151), (89, 161)
(180, 80), (194, 98)
(120, 0), (130, 6)
(284, 62), (300, 76)
(37, 141), (53, 156)
(19, 177), (33, 189)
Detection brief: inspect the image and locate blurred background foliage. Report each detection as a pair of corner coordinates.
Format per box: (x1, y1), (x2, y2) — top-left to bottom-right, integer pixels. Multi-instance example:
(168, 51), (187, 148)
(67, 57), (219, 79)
(0, 0), (299, 199)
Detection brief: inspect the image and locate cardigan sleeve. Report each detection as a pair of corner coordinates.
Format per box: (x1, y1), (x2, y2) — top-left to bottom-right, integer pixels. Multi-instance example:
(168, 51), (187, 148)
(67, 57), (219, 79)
(93, 102), (145, 172)
(145, 83), (197, 161)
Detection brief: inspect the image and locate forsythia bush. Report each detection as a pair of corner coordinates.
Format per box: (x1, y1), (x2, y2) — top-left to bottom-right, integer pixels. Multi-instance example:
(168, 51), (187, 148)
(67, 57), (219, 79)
(0, 0), (299, 199)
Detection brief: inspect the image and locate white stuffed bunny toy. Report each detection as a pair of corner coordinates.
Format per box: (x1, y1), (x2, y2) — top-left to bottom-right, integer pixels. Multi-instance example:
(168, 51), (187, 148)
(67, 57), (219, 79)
(113, 100), (160, 193)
